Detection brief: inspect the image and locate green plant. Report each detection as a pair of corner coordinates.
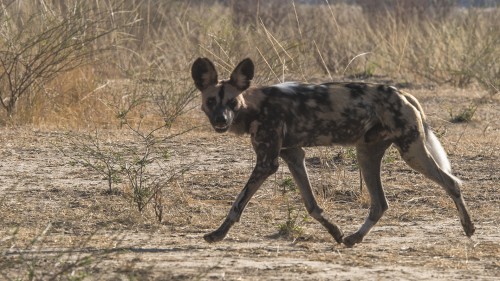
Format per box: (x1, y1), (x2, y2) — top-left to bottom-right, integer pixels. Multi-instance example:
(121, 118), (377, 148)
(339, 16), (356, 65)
(120, 118), (165, 213)
(449, 103), (478, 123)
(119, 117), (191, 222)
(382, 146), (399, 164)
(277, 215), (304, 239)
(277, 177), (304, 239)
(280, 176), (296, 193)
(333, 147), (358, 168)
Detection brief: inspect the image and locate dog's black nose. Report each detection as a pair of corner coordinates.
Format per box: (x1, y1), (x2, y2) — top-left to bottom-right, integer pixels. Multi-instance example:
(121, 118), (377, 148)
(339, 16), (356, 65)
(214, 115), (227, 124)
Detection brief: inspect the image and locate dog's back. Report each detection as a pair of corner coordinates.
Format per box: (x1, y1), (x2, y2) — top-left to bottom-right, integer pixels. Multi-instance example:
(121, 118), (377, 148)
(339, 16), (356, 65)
(239, 81), (419, 148)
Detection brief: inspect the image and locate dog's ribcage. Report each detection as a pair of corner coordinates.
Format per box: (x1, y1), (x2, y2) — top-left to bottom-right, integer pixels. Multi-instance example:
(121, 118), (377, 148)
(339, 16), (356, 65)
(234, 82), (403, 148)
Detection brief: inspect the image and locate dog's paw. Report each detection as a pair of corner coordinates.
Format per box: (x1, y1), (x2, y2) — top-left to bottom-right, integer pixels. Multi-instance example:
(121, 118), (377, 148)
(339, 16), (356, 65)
(203, 231), (225, 243)
(342, 232), (364, 248)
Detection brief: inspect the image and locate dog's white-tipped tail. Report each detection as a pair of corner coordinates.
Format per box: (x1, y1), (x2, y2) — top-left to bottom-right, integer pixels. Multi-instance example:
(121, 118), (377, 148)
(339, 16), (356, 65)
(403, 91), (453, 175)
(424, 125), (452, 174)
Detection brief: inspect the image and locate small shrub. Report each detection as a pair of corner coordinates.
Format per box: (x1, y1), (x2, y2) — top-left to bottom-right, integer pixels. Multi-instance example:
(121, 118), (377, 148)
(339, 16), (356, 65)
(277, 177), (304, 239)
(0, 0), (116, 118)
(449, 103), (478, 123)
(64, 130), (124, 194)
(64, 72), (195, 222)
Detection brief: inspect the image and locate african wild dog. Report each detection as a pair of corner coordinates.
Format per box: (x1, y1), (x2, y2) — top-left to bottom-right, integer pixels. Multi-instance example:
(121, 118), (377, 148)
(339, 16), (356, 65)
(191, 57), (475, 247)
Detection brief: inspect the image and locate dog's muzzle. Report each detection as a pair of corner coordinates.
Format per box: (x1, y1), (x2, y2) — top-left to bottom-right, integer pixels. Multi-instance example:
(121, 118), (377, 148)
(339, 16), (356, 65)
(211, 108), (232, 133)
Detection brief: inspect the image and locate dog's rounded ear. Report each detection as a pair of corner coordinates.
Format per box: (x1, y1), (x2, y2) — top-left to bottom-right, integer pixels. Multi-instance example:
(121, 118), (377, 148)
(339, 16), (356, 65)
(191, 57), (218, 91)
(229, 58), (254, 91)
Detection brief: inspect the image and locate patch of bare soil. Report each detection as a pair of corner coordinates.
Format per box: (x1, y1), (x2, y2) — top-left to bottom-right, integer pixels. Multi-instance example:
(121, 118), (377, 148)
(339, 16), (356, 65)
(1, 87), (499, 280)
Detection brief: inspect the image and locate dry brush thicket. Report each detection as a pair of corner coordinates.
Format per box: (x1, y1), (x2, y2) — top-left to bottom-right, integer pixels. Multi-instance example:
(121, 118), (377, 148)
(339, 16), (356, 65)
(0, 0), (498, 126)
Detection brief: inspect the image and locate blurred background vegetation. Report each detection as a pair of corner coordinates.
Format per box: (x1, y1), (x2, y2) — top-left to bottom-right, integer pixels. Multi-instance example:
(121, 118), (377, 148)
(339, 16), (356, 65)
(0, 0), (498, 127)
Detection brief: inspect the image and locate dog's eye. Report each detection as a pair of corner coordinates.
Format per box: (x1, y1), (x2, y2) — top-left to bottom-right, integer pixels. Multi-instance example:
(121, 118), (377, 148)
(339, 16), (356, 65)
(227, 98), (238, 109)
(206, 97), (216, 107)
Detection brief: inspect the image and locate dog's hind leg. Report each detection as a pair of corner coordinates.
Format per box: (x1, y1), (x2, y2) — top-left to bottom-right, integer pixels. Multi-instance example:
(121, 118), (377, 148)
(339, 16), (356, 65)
(396, 132), (475, 238)
(343, 141), (392, 247)
(280, 147), (344, 243)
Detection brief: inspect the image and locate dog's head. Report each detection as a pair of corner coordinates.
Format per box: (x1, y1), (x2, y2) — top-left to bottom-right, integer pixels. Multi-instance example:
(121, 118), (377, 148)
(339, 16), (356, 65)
(191, 58), (254, 133)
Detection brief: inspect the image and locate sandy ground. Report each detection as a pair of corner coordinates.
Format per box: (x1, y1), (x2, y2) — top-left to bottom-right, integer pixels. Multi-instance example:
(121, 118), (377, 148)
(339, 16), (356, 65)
(0, 86), (499, 280)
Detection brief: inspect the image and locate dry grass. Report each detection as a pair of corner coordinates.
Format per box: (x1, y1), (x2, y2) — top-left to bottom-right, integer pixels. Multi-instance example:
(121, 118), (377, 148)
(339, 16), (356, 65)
(1, 0), (499, 127)
(1, 1), (499, 280)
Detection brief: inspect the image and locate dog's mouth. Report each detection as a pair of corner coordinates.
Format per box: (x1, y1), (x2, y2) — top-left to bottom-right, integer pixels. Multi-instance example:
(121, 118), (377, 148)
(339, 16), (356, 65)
(213, 123), (230, 133)
(209, 110), (234, 133)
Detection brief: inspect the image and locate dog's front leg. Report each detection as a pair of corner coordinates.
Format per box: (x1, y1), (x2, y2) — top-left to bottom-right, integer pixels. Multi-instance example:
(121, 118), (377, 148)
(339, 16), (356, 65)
(204, 127), (282, 243)
(203, 165), (277, 243)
